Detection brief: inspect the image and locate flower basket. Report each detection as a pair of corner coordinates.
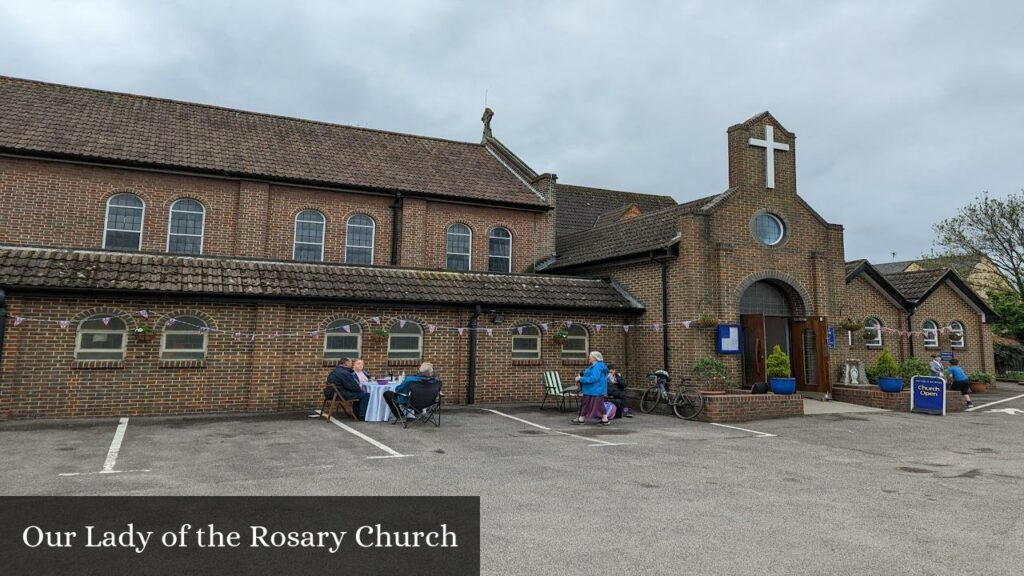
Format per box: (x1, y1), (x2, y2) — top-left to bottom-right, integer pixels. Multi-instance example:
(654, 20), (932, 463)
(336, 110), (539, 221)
(132, 325), (156, 341)
(551, 329), (570, 343)
(839, 318), (865, 331)
(692, 315), (719, 329)
(369, 329), (389, 340)
(861, 327), (879, 341)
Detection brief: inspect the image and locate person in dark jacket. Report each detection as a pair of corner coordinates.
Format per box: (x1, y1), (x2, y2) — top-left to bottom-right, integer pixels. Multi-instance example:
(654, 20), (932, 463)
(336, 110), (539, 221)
(383, 362), (443, 422)
(326, 357), (370, 420)
(605, 367), (632, 418)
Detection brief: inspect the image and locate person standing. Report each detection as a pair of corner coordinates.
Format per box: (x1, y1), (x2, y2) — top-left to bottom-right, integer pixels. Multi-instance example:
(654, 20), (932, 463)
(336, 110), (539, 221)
(572, 351), (610, 425)
(929, 353), (945, 379)
(946, 358), (975, 409)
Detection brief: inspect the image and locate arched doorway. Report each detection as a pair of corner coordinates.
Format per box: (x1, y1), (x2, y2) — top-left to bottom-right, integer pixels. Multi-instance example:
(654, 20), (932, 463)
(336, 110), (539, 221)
(739, 279), (829, 394)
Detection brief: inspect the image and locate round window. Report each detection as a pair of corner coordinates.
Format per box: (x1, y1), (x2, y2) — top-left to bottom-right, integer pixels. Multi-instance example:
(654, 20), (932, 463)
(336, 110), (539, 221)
(753, 213), (785, 246)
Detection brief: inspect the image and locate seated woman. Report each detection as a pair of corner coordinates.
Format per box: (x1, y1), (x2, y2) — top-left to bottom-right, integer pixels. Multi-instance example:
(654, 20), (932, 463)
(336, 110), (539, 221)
(351, 358), (373, 386)
(383, 362), (443, 423)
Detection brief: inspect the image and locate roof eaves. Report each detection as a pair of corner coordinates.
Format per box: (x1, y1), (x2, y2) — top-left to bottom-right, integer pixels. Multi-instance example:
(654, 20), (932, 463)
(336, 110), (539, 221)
(483, 144), (546, 203)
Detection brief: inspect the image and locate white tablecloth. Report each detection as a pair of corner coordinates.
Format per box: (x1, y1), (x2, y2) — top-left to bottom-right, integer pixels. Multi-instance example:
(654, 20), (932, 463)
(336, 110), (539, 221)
(360, 381), (400, 422)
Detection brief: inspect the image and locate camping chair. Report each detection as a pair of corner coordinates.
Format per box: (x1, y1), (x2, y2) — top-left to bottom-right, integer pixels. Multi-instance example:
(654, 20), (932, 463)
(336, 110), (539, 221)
(540, 371), (579, 412)
(391, 380), (443, 428)
(320, 383), (358, 422)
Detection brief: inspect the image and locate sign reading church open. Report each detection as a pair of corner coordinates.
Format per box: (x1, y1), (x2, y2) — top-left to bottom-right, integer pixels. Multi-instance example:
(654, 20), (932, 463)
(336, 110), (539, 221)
(0, 75), (996, 421)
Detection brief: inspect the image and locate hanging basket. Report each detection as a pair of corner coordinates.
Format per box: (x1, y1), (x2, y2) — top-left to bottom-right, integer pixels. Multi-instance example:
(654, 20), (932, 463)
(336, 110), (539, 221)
(692, 316), (719, 329)
(839, 318), (865, 331)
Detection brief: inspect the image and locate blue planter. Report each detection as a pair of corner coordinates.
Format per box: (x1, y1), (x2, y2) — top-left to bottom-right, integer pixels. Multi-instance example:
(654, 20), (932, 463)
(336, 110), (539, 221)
(879, 377), (904, 393)
(769, 377), (797, 395)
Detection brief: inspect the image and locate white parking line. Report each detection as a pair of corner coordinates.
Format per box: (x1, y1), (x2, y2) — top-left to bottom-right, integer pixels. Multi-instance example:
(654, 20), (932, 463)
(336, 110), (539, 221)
(102, 417), (130, 472)
(710, 423), (776, 438)
(965, 393), (1024, 412)
(482, 409), (633, 447)
(314, 411), (410, 458)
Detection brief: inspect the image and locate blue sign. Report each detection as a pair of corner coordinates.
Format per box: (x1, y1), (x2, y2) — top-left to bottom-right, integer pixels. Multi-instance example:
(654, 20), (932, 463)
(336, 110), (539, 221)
(827, 327), (835, 351)
(716, 324), (741, 354)
(940, 351), (954, 362)
(910, 375), (946, 415)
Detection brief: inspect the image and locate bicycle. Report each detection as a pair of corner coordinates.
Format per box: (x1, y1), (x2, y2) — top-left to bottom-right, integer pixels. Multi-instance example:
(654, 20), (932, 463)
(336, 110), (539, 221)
(639, 370), (705, 420)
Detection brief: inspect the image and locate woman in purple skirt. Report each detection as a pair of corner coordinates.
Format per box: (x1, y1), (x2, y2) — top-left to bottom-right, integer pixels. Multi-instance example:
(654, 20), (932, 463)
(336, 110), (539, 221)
(571, 351), (610, 425)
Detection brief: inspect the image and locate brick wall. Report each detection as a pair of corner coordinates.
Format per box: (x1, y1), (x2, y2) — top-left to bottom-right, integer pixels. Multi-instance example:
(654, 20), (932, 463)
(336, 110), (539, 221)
(0, 156), (549, 272)
(698, 392), (804, 422)
(0, 293), (629, 419)
(836, 276), (909, 379)
(909, 283), (993, 374)
(832, 385), (965, 412)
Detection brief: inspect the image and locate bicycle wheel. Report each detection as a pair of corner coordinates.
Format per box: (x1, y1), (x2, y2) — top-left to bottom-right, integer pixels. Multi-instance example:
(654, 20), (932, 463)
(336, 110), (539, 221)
(639, 387), (662, 413)
(672, 389), (705, 420)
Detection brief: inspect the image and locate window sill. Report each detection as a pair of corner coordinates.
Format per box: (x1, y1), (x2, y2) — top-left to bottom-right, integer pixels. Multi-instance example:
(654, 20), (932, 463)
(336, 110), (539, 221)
(73, 360), (125, 370)
(387, 359), (421, 367)
(159, 360), (207, 369)
(865, 346), (883, 350)
(561, 359), (589, 366)
(512, 359), (543, 366)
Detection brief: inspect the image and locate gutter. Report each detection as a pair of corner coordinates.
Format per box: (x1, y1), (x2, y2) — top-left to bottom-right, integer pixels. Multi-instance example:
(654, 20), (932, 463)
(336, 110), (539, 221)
(466, 304), (482, 404)
(390, 193), (403, 266)
(649, 252), (671, 371)
(0, 289), (7, 369)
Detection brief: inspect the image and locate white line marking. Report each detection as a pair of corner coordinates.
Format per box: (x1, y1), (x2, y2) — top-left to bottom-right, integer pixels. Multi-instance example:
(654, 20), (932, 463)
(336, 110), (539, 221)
(482, 409), (632, 447)
(965, 393), (1024, 412)
(102, 417), (130, 472)
(59, 469), (151, 477)
(314, 411), (407, 458)
(711, 423), (776, 438)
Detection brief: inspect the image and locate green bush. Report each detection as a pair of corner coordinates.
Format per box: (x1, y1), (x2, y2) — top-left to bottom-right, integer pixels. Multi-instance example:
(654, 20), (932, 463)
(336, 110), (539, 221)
(968, 372), (994, 383)
(874, 349), (900, 379)
(1002, 371), (1024, 381)
(899, 357), (932, 382)
(864, 366), (880, 386)
(692, 357), (728, 380)
(766, 345), (791, 378)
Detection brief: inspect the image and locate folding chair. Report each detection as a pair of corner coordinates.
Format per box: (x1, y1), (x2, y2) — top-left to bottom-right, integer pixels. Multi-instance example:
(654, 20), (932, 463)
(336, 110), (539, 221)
(391, 380), (443, 428)
(320, 383), (358, 422)
(540, 371), (579, 412)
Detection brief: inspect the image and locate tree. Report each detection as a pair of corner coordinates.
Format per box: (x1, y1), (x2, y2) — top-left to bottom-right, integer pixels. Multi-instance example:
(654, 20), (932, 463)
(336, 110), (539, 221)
(932, 190), (1024, 296)
(988, 290), (1024, 341)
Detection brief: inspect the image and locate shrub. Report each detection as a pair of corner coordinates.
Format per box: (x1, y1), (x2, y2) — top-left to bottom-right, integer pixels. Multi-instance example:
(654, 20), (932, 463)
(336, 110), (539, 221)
(899, 357), (932, 382)
(766, 345), (791, 378)
(874, 349), (900, 379)
(864, 366), (880, 386)
(692, 357), (730, 390)
(968, 372), (994, 383)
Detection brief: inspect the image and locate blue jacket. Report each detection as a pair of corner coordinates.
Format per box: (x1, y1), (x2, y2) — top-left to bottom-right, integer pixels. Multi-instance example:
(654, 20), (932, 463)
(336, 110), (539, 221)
(578, 360), (609, 396)
(948, 365), (968, 383)
(393, 374), (442, 406)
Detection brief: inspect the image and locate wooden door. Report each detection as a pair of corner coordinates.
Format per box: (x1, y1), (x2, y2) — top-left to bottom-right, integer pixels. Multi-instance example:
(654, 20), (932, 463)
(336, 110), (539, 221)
(789, 316), (830, 393)
(741, 314), (766, 385)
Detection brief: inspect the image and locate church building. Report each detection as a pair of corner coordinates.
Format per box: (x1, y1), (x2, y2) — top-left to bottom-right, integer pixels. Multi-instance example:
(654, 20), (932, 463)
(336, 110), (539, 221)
(0, 76), (996, 420)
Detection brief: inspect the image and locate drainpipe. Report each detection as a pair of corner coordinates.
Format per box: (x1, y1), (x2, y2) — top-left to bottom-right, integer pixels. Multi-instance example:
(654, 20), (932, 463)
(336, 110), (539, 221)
(467, 304), (482, 404)
(650, 253), (670, 371)
(390, 192), (403, 266)
(906, 305), (916, 359)
(0, 289), (7, 368)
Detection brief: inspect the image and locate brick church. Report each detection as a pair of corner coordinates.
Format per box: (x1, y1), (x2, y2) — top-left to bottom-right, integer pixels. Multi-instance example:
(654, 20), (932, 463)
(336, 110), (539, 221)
(0, 76), (997, 419)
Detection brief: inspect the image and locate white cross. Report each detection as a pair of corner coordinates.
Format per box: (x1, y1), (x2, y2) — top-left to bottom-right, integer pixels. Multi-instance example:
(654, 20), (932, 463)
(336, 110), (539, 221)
(748, 125), (790, 189)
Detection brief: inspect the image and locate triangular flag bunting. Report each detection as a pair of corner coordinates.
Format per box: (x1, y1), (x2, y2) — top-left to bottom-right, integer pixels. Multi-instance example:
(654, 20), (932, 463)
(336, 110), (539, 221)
(516, 326), (524, 335)
(399, 319), (406, 328)
(371, 316), (381, 325)
(199, 326), (209, 334)
(234, 331), (242, 340)
(13, 317), (25, 326)
(309, 331), (319, 338)
(683, 320), (692, 329)
(653, 323), (661, 332)
(101, 317), (111, 326)
(165, 318), (177, 327)
(59, 320), (70, 329)
(136, 310), (150, 318)
(595, 324), (602, 332)
(623, 325), (630, 333)
(565, 320), (573, 328)
(342, 325), (351, 333)
(541, 323), (549, 331)
(428, 324), (436, 334)
(486, 328), (493, 336)
(457, 328), (465, 336)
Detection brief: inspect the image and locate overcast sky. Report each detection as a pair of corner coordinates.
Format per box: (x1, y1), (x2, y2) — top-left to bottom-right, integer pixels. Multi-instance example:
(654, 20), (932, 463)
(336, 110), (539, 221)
(2, 0), (1022, 263)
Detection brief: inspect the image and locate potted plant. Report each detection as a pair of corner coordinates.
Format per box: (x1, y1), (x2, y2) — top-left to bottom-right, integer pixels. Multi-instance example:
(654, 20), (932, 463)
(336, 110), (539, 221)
(967, 372), (994, 394)
(693, 314), (719, 329)
(875, 349), (903, 392)
(369, 328), (389, 340)
(948, 331), (964, 345)
(551, 328), (570, 343)
(839, 318), (865, 331)
(766, 345), (796, 394)
(691, 357), (729, 393)
(899, 356), (932, 383)
(862, 325), (879, 342)
(132, 324), (156, 341)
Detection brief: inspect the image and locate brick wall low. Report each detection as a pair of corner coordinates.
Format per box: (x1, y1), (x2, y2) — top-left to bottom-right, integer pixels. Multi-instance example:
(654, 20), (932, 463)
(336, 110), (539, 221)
(832, 385), (964, 412)
(697, 392), (804, 423)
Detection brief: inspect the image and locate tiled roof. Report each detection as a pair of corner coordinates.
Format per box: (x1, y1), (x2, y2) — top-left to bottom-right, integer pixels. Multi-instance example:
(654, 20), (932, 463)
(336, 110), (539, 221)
(547, 191), (725, 271)
(872, 261), (914, 275)
(0, 246), (643, 311)
(845, 259), (867, 277)
(555, 183), (677, 236)
(0, 76), (547, 208)
(592, 204), (638, 228)
(882, 269), (948, 301)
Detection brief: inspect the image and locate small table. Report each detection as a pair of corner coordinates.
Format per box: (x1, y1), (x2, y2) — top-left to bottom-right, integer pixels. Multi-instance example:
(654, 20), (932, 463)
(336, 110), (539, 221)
(360, 380), (400, 422)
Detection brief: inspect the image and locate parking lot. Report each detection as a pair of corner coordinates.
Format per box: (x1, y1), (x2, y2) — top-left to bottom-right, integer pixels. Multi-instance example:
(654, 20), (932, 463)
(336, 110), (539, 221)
(2, 387), (1024, 576)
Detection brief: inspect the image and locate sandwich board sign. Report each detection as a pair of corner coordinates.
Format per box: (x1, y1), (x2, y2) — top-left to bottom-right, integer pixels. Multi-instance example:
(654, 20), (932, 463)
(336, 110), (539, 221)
(910, 375), (946, 415)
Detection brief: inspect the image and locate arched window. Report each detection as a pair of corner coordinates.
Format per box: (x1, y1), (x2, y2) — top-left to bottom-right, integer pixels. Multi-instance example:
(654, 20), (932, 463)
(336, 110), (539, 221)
(324, 318), (362, 360)
(561, 325), (589, 360)
(76, 314), (128, 360)
(345, 214), (375, 265)
(446, 224), (472, 271)
(922, 320), (939, 348)
(161, 315), (208, 360)
(104, 193), (145, 251)
(950, 321), (965, 348)
(294, 210), (325, 262)
(865, 317), (883, 347)
(167, 199), (205, 254)
(488, 227), (512, 273)
(388, 321), (423, 361)
(511, 324), (541, 360)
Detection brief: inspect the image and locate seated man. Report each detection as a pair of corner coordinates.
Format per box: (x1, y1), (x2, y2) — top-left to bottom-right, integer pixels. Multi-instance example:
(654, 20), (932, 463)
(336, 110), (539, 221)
(326, 357), (370, 420)
(384, 362), (442, 423)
